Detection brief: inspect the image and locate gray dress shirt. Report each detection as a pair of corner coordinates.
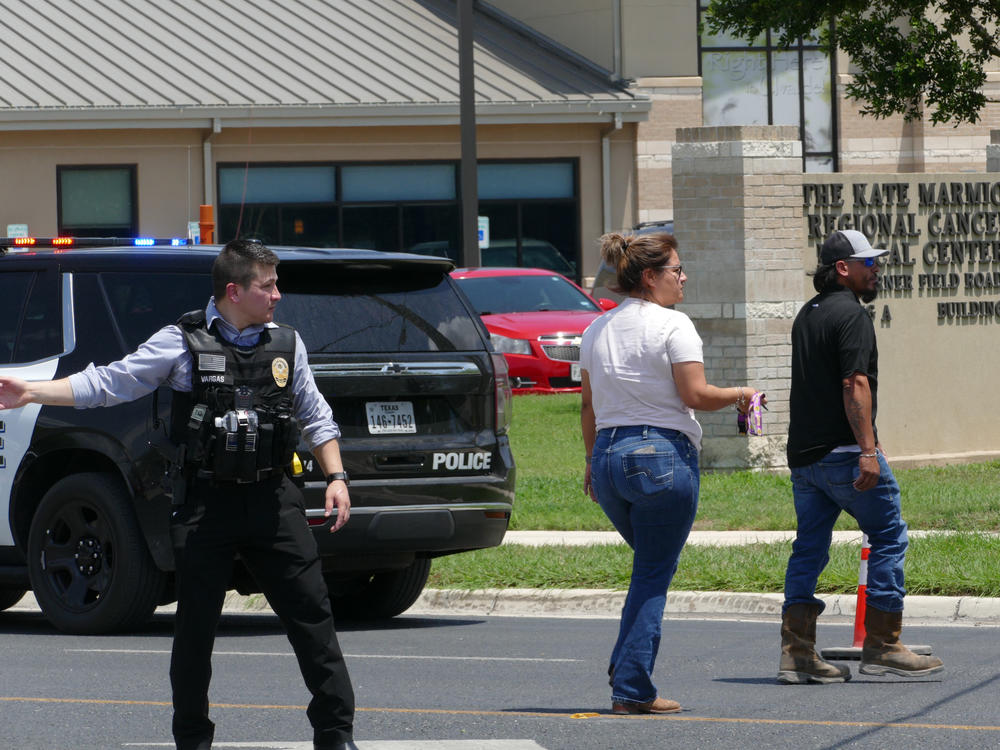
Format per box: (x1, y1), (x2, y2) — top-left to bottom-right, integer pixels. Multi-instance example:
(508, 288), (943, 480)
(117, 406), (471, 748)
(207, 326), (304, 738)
(69, 298), (340, 449)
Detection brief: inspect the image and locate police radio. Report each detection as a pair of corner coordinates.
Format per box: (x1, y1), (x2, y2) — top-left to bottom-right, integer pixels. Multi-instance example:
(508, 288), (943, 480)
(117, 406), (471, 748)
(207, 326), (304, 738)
(212, 386), (260, 481)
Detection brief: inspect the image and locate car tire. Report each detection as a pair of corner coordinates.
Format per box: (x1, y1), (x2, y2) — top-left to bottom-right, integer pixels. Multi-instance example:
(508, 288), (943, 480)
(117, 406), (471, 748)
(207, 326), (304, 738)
(327, 557), (432, 620)
(27, 472), (166, 634)
(0, 588), (26, 611)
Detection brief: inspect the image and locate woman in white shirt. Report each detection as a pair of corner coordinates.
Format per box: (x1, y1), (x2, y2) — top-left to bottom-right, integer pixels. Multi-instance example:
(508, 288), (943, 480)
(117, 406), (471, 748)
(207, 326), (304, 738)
(580, 231), (763, 715)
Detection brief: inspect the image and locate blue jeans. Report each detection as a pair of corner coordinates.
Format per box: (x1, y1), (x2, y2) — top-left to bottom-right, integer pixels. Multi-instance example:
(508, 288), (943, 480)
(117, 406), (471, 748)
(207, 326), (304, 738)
(590, 425), (699, 705)
(784, 451), (908, 614)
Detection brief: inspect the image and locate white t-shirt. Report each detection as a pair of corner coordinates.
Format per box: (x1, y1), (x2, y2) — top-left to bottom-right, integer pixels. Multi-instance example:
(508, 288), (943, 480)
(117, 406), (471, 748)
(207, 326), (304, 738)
(580, 297), (704, 449)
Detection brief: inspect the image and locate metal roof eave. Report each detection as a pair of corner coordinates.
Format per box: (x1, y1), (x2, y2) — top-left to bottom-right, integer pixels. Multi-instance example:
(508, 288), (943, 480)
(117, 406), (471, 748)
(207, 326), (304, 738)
(0, 99), (651, 131)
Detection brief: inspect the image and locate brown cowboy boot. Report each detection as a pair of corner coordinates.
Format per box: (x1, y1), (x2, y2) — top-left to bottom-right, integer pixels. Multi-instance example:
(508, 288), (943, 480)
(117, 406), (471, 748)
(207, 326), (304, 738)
(859, 606), (944, 677)
(777, 603), (851, 684)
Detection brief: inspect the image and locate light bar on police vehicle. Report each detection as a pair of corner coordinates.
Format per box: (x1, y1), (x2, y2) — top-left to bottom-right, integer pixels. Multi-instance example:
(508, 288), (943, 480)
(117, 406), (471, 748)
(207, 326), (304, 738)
(0, 236), (191, 254)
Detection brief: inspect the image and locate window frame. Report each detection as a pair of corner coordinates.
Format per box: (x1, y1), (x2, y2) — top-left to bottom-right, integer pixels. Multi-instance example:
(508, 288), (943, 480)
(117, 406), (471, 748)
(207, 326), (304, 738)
(696, 6), (839, 172)
(56, 164), (139, 237)
(215, 158), (583, 281)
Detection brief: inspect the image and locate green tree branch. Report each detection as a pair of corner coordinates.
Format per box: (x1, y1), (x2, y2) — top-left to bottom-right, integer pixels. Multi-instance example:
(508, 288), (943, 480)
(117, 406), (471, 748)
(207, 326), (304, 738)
(704, 0), (1000, 124)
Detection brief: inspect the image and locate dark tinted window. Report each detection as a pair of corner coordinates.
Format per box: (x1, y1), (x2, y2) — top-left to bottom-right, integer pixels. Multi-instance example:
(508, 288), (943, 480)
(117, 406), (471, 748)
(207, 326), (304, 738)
(217, 160), (579, 276)
(455, 274), (599, 315)
(275, 266), (483, 353)
(101, 273), (211, 349)
(0, 272), (34, 364)
(219, 204), (341, 247)
(15, 271), (62, 363)
(58, 165), (138, 237)
(342, 206), (398, 250)
(71, 274), (124, 365)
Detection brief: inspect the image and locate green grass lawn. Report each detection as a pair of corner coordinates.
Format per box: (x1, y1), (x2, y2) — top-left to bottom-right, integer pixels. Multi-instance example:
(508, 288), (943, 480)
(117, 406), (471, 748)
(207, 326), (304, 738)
(428, 394), (1000, 596)
(508, 393), (1000, 532)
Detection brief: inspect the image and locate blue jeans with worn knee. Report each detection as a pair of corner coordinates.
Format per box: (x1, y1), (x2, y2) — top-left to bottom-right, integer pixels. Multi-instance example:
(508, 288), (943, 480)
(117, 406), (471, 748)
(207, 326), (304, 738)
(590, 425), (699, 705)
(784, 451), (908, 614)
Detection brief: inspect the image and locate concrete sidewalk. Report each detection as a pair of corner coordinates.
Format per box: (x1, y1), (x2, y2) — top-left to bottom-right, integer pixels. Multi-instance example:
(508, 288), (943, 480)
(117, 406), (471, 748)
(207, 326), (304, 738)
(441, 529), (1000, 626)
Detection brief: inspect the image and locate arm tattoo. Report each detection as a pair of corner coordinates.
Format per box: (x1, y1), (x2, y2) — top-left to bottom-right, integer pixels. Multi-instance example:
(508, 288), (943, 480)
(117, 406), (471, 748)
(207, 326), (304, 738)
(843, 377), (874, 446)
(845, 393), (865, 436)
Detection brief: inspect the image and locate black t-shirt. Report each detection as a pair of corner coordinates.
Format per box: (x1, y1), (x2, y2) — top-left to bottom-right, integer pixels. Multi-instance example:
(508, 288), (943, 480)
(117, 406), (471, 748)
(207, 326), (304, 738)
(786, 285), (879, 468)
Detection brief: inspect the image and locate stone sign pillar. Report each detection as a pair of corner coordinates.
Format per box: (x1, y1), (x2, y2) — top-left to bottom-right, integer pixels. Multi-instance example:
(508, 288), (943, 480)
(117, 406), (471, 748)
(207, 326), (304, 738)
(671, 126), (807, 470)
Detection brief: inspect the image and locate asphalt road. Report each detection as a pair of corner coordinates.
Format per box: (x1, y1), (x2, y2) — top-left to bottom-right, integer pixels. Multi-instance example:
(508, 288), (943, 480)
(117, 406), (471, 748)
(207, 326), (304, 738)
(0, 608), (997, 750)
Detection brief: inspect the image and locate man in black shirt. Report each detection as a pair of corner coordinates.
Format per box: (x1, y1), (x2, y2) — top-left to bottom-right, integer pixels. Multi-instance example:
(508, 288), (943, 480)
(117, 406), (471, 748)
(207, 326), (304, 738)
(778, 229), (944, 684)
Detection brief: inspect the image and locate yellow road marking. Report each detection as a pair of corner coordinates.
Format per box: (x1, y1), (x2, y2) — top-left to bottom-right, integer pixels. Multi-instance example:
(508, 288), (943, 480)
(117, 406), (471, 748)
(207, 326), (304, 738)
(2, 697), (999, 733)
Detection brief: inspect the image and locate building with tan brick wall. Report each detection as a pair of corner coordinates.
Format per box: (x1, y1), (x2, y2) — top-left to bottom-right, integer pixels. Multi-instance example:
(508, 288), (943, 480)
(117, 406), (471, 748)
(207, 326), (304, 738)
(0, 1), (651, 285)
(6, 1), (1000, 284)
(634, 79), (704, 225)
(494, 1), (1000, 231)
(836, 72), (1000, 174)
(9, 1), (999, 284)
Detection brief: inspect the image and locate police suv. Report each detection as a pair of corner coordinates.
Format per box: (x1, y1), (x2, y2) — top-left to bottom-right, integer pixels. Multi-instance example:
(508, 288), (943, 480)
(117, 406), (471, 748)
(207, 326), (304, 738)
(0, 238), (515, 633)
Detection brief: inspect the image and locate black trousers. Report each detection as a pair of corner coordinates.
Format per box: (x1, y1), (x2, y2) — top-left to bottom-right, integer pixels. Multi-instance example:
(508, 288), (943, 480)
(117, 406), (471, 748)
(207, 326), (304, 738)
(169, 475), (354, 750)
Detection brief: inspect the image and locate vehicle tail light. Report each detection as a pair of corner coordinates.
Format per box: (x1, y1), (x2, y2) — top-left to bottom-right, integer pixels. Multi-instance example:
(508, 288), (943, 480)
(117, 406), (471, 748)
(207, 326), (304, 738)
(491, 352), (513, 435)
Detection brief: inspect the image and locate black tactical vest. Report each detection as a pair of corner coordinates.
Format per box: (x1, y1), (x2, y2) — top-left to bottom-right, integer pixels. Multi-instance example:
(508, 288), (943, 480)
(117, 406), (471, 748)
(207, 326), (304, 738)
(170, 310), (299, 481)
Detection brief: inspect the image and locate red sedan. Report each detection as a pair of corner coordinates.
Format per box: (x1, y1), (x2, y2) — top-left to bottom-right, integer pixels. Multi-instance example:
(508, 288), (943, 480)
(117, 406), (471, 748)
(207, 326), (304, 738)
(451, 267), (616, 394)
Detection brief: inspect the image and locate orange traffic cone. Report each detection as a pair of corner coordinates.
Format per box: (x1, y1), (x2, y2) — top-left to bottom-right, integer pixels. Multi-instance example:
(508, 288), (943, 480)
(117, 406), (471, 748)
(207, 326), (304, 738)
(820, 534), (932, 661)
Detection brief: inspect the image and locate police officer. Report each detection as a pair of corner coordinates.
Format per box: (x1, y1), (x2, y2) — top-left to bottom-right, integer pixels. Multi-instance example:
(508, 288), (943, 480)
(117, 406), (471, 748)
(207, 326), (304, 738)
(0, 239), (356, 750)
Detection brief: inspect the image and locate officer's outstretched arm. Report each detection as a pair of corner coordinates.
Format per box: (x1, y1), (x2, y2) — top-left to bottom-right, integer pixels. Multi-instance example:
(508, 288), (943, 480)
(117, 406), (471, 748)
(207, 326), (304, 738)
(0, 376), (76, 410)
(314, 438), (351, 533)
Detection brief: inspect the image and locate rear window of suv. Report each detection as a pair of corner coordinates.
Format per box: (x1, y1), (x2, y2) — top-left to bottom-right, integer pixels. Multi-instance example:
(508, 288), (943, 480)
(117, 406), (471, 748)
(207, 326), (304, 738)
(101, 265), (484, 354)
(276, 265), (484, 353)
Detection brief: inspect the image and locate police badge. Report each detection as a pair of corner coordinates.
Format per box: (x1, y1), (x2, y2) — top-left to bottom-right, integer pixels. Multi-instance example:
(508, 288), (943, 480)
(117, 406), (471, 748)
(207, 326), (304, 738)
(272, 357), (289, 388)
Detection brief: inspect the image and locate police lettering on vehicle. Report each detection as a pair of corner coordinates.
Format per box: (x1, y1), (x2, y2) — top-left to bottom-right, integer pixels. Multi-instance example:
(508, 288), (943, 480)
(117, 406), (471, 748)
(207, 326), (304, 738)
(432, 451), (492, 471)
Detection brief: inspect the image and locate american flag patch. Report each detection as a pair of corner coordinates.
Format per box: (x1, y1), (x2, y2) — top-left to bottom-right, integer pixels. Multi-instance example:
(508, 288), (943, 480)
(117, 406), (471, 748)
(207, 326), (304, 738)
(198, 353), (226, 372)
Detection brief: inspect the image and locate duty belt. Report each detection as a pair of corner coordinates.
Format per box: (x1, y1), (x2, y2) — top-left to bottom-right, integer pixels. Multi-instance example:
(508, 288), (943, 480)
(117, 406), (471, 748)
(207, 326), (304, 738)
(196, 468), (286, 485)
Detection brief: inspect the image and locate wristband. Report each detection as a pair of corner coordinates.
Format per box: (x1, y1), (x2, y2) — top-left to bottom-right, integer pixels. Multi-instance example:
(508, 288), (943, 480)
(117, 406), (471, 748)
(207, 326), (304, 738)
(859, 452), (878, 458)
